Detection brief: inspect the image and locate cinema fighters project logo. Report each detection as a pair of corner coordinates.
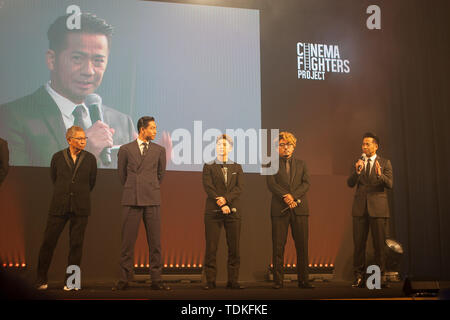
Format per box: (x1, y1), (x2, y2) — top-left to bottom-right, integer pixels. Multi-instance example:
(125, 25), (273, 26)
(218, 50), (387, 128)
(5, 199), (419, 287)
(297, 42), (350, 80)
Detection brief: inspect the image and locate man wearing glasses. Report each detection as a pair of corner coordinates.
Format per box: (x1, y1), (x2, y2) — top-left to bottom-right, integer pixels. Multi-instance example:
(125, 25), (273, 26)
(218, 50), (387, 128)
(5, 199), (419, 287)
(266, 132), (313, 289)
(35, 126), (97, 291)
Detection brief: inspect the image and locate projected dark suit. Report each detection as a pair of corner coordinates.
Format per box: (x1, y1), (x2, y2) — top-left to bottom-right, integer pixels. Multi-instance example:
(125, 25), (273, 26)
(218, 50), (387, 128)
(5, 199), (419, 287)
(202, 161), (244, 287)
(36, 148), (97, 285)
(0, 86), (135, 168)
(117, 139), (166, 286)
(267, 157), (311, 287)
(347, 155), (393, 279)
(0, 138), (9, 186)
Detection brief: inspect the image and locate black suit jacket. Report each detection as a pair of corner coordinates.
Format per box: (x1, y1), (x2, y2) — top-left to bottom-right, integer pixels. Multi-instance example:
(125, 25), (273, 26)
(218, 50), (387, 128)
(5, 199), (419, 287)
(118, 140), (166, 206)
(266, 157), (310, 216)
(49, 149), (97, 216)
(0, 138), (9, 186)
(202, 161), (244, 218)
(347, 155), (393, 217)
(0, 86), (136, 168)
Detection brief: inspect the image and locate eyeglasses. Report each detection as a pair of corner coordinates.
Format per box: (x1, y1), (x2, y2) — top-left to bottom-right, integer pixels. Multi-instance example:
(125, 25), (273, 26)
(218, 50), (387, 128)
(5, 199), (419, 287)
(279, 143), (294, 148)
(71, 137), (88, 141)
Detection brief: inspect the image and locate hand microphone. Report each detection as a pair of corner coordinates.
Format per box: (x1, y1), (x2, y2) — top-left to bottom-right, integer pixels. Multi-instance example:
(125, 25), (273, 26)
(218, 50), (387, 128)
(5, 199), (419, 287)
(281, 199), (301, 213)
(357, 154), (366, 172)
(85, 94), (111, 166)
(212, 208), (237, 213)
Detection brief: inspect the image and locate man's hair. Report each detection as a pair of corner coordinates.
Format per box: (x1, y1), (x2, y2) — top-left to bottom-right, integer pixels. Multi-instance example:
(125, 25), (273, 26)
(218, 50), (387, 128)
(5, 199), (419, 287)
(137, 116), (155, 133)
(216, 134), (233, 147)
(277, 131), (297, 147)
(66, 126), (84, 140)
(363, 132), (380, 146)
(47, 13), (113, 53)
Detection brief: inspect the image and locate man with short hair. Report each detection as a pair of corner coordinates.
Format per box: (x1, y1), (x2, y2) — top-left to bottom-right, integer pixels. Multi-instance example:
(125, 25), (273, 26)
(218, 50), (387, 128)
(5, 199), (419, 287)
(114, 116), (169, 291)
(267, 131), (313, 289)
(347, 132), (393, 288)
(0, 13), (135, 168)
(36, 126), (97, 291)
(202, 134), (245, 290)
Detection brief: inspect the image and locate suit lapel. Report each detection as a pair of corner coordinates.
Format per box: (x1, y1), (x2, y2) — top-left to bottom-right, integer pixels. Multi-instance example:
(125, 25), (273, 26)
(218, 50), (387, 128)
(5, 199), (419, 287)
(129, 140), (142, 168)
(62, 148), (72, 170)
(36, 87), (68, 151)
(289, 158), (297, 185)
(73, 151), (86, 178)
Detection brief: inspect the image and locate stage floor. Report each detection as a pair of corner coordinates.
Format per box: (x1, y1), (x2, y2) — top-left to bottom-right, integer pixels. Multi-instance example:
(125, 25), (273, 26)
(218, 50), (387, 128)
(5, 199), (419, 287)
(32, 280), (431, 300)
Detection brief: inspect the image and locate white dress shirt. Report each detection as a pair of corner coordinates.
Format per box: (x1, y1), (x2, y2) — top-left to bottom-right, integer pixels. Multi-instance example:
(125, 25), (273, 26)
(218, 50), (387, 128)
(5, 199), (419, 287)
(45, 81), (92, 129)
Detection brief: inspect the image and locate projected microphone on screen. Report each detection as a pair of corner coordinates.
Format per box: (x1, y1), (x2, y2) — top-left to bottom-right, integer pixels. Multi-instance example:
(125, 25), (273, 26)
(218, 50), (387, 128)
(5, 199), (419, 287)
(86, 94), (111, 166)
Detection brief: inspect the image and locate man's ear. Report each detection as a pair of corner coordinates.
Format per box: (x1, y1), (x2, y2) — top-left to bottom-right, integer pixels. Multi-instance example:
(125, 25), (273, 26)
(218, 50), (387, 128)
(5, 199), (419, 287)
(46, 49), (56, 71)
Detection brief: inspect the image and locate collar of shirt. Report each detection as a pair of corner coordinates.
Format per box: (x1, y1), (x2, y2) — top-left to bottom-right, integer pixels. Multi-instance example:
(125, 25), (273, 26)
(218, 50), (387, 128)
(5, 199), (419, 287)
(45, 81), (92, 129)
(137, 138), (149, 154)
(365, 154), (377, 169)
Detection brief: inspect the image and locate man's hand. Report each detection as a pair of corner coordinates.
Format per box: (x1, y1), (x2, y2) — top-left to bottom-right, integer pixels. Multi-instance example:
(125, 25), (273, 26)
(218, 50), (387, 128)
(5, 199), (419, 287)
(216, 197), (226, 207)
(289, 200), (299, 209)
(85, 121), (115, 159)
(355, 159), (364, 175)
(375, 160), (382, 176)
(221, 205), (231, 215)
(283, 194), (295, 205)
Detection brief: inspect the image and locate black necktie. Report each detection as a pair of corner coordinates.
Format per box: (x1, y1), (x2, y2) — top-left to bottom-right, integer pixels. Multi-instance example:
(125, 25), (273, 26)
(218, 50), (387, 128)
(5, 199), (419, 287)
(286, 158), (291, 180)
(142, 142), (148, 157)
(365, 158), (371, 178)
(72, 105), (86, 130)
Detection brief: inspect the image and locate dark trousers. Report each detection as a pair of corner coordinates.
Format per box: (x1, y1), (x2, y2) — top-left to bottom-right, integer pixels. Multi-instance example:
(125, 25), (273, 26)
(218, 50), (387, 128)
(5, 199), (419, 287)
(204, 213), (241, 284)
(271, 213), (309, 284)
(37, 213), (88, 283)
(353, 209), (389, 278)
(119, 206), (161, 283)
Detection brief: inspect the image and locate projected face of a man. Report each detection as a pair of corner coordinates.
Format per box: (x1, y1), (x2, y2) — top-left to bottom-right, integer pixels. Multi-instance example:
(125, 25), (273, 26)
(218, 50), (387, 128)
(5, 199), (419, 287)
(46, 33), (109, 104)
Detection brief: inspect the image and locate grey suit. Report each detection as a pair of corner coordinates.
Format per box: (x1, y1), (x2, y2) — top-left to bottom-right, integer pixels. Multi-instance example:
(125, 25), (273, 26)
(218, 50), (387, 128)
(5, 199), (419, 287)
(0, 86), (136, 168)
(117, 140), (166, 284)
(347, 155), (393, 277)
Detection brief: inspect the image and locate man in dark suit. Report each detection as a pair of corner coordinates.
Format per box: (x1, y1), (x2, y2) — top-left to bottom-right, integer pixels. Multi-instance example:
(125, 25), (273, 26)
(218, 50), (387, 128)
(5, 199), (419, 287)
(267, 131), (313, 289)
(347, 132), (393, 288)
(0, 138), (9, 186)
(202, 134), (245, 290)
(114, 116), (169, 291)
(0, 13), (135, 168)
(36, 126), (97, 291)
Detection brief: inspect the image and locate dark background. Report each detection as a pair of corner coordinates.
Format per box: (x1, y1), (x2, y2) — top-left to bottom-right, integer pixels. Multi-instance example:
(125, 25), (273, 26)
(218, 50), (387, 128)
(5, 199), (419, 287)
(0, 0), (449, 283)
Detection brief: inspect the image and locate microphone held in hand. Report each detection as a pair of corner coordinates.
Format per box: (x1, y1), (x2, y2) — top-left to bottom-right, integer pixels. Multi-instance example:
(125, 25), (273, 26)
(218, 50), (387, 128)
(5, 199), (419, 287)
(357, 154), (366, 173)
(281, 199), (301, 213)
(212, 208), (237, 213)
(86, 94), (111, 166)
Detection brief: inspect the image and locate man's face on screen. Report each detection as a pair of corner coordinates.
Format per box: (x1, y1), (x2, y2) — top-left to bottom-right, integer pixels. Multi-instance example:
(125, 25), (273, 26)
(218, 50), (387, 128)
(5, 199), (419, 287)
(47, 33), (109, 104)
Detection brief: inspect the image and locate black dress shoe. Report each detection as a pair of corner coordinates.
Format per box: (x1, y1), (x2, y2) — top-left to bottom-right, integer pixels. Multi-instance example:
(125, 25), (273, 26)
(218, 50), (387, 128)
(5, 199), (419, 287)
(226, 282), (245, 289)
(203, 282), (216, 290)
(150, 282), (171, 290)
(112, 281), (128, 291)
(272, 282), (283, 289)
(298, 281), (315, 289)
(352, 277), (364, 288)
